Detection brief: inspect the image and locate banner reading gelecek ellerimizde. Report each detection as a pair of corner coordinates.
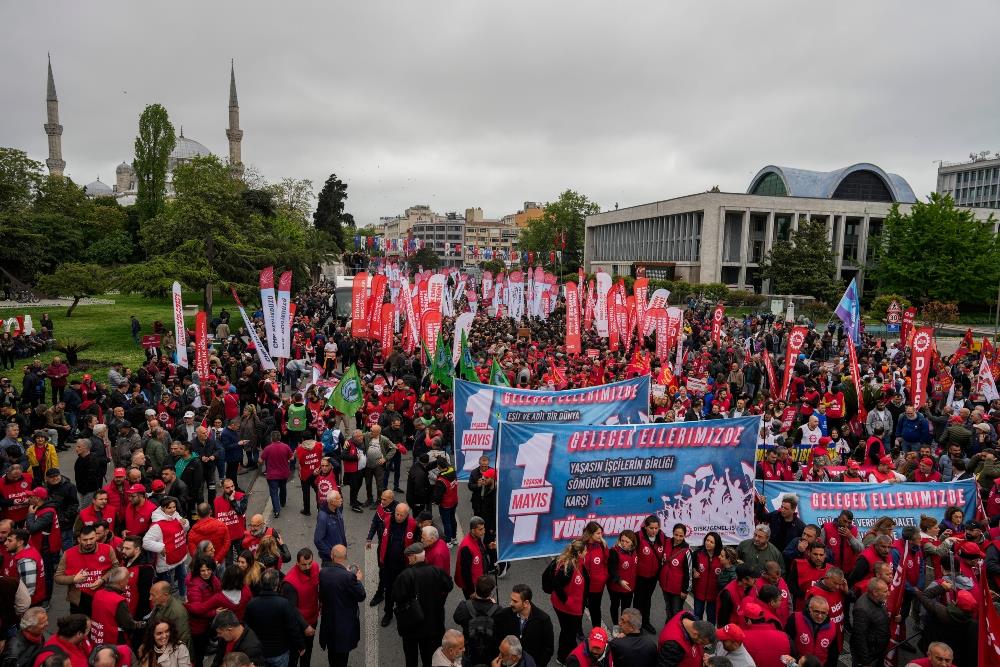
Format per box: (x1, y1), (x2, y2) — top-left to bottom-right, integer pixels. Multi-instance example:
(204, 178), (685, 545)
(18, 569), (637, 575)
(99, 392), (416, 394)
(496, 415), (759, 561)
(453, 376), (650, 481)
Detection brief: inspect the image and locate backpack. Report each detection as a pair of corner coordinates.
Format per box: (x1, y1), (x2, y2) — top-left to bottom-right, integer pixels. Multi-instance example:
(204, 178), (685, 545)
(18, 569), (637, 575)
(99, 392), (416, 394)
(541, 559), (556, 594)
(464, 600), (499, 660)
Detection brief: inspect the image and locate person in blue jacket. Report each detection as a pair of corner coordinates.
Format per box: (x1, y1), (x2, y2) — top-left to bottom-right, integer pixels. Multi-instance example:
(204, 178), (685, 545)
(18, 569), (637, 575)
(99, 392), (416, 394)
(314, 489), (347, 566)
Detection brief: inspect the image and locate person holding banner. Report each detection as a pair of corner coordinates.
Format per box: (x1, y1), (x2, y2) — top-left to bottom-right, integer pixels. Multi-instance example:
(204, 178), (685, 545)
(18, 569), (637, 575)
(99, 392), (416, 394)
(606, 531), (638, 631)
(546, 540), (588, 664)
(658, 524), (692, 622)
(580, 522), (609, 631)
(633, 516), (667, 634)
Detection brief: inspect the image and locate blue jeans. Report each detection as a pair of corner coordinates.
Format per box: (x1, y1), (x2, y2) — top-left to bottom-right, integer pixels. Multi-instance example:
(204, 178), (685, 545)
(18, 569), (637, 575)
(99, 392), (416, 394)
(157, 562), (188, 597)
(693, 598), (716, 624)
(439, 506), (457, 542)
(264, 653), (289, 667)
(268, 479), (287, 512)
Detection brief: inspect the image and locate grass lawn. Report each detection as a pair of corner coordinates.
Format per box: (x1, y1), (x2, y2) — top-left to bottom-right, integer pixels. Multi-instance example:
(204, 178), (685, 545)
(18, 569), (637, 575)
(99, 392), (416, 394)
(0, 291), (237, 381)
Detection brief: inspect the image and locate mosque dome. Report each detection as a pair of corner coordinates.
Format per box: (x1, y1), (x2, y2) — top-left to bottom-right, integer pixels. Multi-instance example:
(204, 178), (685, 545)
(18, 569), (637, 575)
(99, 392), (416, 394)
(168, 131), (212, 169)
(116, 161), (133, 174)
(84, 178), (113, 197)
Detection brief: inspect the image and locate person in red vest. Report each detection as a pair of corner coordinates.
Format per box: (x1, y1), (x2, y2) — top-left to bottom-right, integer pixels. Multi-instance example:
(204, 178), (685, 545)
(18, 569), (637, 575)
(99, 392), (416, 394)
(716, 563), (759, 627)
(690, 531), (722, 624)
(241, 514), (285, 556)
(4, 528), (45, 604)
(374, 502), (416, 627)
(53, 524), (118, 615)
(140, 496), (190, 599)
(454, 516), (491, 600)
(904, 642), (954, 667)
(89, 566), (146, 646)
(606, 529), (638, 631)
(912, 457), (942, 482)
(102, 468), (129, 531)
(784, 595), (839, 667)
(36, 614), (92, 667)
(659, 524), (692, 624)
(282, 547), (320, 667)
(656, 610), (715, 667)
(803, 567), (848, 641)
(755, 561), (791, 625)
(215, 478), (248, 564)
(420, 525), (451, 577)
(0, 464), (34, 526)
(123, 485), (157, 538)
(549, 540), (589, 664)
(634, 515), (667, 634)
(75, 489), (115, 537)
(580, 521), (609, 630)
(848, 534), (892, 591)
(821, 510), (861, 576)
(740, 600), (791, 666)
(788, 541), (830, 611)
(892, 526), (924, 620)
(24, 486), (60, 604)
(295, 438), (323, 516)
(312, 457), (339, 509)
(565, 626), (611, 667)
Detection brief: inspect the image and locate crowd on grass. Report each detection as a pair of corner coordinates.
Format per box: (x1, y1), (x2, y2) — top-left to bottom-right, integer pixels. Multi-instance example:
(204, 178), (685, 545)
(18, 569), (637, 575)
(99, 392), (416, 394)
(0, 274), (994, 667)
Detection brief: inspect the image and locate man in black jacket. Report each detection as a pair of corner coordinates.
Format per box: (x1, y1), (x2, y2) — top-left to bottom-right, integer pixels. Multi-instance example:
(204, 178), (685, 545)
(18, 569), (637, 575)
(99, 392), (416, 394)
(392, 543), (454, 667)
(405, 454), (432, 516)
(850, 578), (889, 667)
(318, 544), (366, 667)
(212, 611), (266, 667)
(169, 440), (204, 508)
(609, 607), (656, 667)
(244, 569), (306, 664)
(42, 468), (78, 551)
(493, 584), (554, 667)
(452, 575), (501, 667)
(72, 439), (105, 500)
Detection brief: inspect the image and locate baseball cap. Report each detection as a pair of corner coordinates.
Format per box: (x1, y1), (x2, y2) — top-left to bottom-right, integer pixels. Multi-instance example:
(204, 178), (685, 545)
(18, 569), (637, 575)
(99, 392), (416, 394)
(818, 436), (832, 447)
(740, 601), (765, 621)
(416, 511), (433, 523)
(588, 627), (609, 651)
(879, 455), (894, 467)
(127, 483), (146, 494)
(45, 468), (61, 478)
(920, 457), (934, 467)
(957, 541), (984, 558)
(30, 487), (48, 500)
(113, 468), (127, 478)
(715, 624), (745, 642)
(956, 590), (977, 613)
(404, 543), (425, 556)
(848, 460), (861, 470)
(184, 411), (195, 419)
(151, 480), (165, 492)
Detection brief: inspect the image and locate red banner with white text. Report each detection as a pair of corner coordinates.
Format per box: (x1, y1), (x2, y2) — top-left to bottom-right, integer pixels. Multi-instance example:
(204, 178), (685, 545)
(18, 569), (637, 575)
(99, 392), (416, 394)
(565, 281), (581, 355)
(780, 326), (807, 400)
(911, 327), (935, 408)
(351, 272), (368, 338)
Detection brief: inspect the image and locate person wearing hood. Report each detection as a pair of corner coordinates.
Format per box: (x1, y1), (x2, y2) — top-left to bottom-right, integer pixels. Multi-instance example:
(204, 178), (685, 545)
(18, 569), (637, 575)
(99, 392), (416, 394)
(43, 467), (78, 551)
(141, 496), (191, 598)
(314, 491), (347, 566)
(914, 582), (978, 667)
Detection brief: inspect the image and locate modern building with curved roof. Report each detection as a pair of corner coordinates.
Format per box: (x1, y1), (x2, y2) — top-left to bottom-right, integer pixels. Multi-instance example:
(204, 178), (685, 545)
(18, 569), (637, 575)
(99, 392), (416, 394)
(585, 162), (997, 294)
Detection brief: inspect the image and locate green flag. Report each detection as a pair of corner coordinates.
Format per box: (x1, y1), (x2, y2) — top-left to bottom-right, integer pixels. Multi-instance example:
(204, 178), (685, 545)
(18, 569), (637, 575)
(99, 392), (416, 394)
(489, 358), (510, 386)
(432, 331), (453, 389)
(459, 330), (478, 382)
(327, 364), (363, 416)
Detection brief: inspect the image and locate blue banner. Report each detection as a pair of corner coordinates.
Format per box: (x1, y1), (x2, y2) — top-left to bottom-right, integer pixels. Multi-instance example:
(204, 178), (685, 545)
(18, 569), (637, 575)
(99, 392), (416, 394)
(453, 376), (650, 481)
(755, 480), (979, 536)
(496, 416), (760, 561)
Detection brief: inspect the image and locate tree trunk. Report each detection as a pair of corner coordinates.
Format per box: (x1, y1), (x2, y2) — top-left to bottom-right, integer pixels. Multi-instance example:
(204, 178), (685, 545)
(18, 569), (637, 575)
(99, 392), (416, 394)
(204, 281), (214, 322)
(66, 296), (81, 318)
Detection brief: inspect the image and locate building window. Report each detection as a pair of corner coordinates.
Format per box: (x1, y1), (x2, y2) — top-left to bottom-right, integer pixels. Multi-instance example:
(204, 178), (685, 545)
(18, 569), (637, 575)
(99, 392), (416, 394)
(832, 170), (894, 202)
(723, 212), (742, 263)
(775, 214), (792, 242)
(843, 218), (861, 264)
(750, 172), (788, 197)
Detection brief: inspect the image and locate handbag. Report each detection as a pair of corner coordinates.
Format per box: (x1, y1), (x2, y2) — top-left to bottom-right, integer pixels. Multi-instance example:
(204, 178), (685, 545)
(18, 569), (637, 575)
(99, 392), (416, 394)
(395, 594), (424, 633)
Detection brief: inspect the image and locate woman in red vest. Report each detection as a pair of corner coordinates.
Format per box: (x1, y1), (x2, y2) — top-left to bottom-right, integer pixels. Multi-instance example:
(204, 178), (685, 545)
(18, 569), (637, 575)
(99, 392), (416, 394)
(606, 529), (638, 632)
(581, 521), (609, 631)
(691, 531), (723, 623)
(184, 555), (222, 667)
(659, 523), (692, 623)
(634, 515), (667, 634)
(549, 540), (589, 664)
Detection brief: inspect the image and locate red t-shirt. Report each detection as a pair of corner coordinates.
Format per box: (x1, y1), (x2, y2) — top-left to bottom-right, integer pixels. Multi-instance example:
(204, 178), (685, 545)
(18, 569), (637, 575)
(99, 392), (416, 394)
(260, 442), (292, 480)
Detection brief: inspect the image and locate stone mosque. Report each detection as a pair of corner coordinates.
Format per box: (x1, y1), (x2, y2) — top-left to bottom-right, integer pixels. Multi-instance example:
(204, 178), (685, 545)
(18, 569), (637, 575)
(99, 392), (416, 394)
(43, 55), (245, 204)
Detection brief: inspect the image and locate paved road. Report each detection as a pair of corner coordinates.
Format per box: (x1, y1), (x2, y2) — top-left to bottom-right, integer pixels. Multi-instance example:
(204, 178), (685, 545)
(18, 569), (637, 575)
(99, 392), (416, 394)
(49, 445), (922, 667)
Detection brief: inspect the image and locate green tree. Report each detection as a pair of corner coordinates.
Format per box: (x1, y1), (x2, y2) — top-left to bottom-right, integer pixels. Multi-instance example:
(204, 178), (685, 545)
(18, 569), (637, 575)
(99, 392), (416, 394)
(267, 177), (315, 225)
(518, 190), (600, 272)
(760, 219), (842, 302)
(869, 193), (1000, 304)
(313, 174), (354, 251)
(37, 262), (111, 317)
(480, 259), (505, 275)
(411, 246), (440, 270)
(133, 104), (176, 221)
(0, 148), (43, 212)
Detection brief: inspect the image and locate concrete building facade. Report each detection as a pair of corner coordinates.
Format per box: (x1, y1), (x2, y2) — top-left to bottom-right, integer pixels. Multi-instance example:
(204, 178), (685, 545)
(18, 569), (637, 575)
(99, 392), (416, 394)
(937, 154), (1000, 209)
(585, 163), (1000, 293)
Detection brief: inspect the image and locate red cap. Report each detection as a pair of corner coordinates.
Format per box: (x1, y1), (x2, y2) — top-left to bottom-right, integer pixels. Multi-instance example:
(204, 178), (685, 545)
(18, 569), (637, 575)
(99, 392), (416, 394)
(818, 436), (832, 447)
(151, 480), (165, 491)
(482, 469), (497, 479)
(114, 468), (127, 478)
(588, 627), (608, 650)
(950, 415), (964, 424)
(958, 541), (984, 558)
(30, 487), (48, 500)
(956, 590), (977, 613)
(127, 483), (146, 494)
(848, 460), (861, 470)
(715, 623), (745, 642)
(879, 455), (894, 467)
(740, 601), (765, 620)
(920, 457), (934, 467)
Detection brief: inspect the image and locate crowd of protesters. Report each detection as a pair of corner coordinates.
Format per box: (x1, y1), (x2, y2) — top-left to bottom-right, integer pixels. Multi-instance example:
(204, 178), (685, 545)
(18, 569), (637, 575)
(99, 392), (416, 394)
(0, 270), (993, 667)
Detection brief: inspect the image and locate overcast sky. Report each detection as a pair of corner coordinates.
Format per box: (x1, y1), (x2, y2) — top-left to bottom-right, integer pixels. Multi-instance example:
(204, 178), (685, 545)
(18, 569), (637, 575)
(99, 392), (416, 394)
(2, 1), (997, 225)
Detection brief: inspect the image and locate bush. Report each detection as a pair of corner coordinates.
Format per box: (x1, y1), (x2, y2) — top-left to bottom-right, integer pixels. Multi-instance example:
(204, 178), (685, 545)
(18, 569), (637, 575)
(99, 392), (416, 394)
(729, 291), (767, 308)
(868, 294), (911, 318)
(54, 338), (95, 365)
(800, 301), (833, 322)
(921, 301), (960, 330)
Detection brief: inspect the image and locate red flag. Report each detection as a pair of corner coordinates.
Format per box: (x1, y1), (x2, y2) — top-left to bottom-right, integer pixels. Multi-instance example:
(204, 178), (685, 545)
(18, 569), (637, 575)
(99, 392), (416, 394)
(565, 281), (581, 355)
(646, 307), (668, 362)
(633, 277), (649, 339)
(763, 351), (779, 400)
(911, 327), (935, 408)
(980, 568), (1000, 666)
(194, 311), (209, 381)
(846, 337), (867, 422)
(350, 272), (369, 338)
(366, 274), (388, 340)
(883, 539), (908, 666)
(710, 303), (725, 347)
(380, 304), (394, 362)
(584, 279), (595, 332)
(420, 311), (442, 358)
(901, 307), (917, 346)
(780, 326), (808, 400)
